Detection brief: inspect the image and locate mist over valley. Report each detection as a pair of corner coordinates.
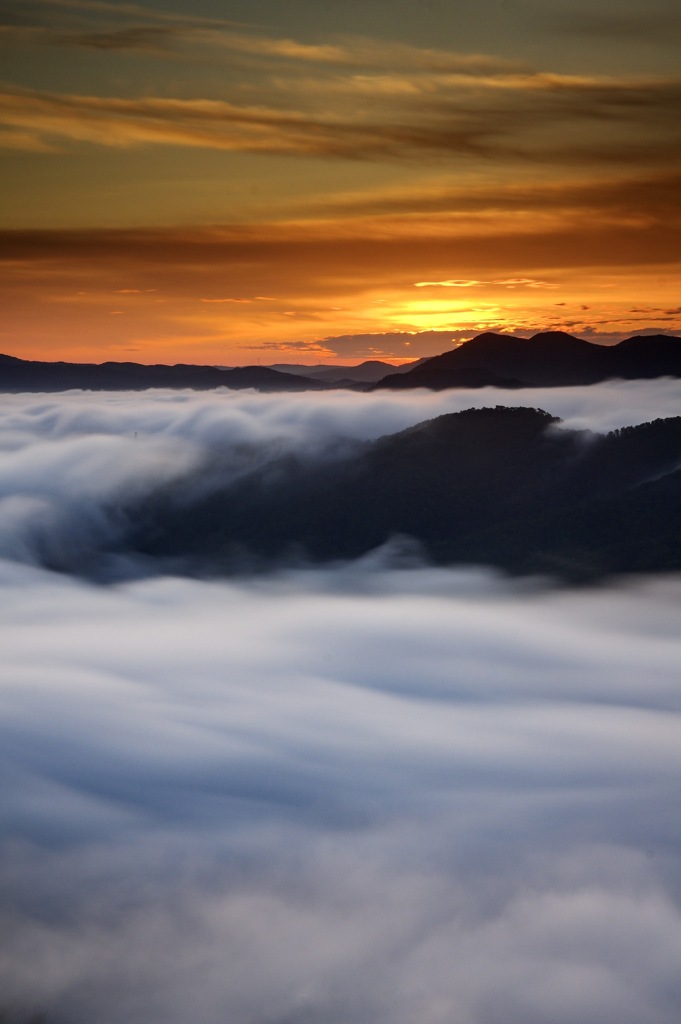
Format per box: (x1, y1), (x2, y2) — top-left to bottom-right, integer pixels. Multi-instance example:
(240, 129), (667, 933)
(1, 382), (681, 1023)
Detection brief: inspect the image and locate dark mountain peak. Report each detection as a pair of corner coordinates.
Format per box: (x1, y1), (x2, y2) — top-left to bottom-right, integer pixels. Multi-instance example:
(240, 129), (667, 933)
(528, 331), (590, 348)
(356, 360), (394, 369)
(430, 403), (560, 436)
(608, 333), (681, 379)
(381, 404), (561, 452)
(375, 325), (681, 389)
(455, 331), (519, 352)
(529, 331), (580, 341)
(409, 333), (524, 374)
(428, 403), (557, 426)
(615, 333), (681, 350)
(466, 332), (516, 343)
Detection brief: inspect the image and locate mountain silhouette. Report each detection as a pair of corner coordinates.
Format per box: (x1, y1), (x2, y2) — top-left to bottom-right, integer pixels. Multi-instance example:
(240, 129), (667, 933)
(0, 354), (324, 392)
(124, 406), (681, 581)
(268, 360), (422, 383)
(2, 331), (680, 392)
(374, 331), (681, 389)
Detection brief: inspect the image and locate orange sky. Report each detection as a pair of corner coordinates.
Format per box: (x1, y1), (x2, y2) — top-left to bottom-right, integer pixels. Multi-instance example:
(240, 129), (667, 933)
(1, 0), (680, 364)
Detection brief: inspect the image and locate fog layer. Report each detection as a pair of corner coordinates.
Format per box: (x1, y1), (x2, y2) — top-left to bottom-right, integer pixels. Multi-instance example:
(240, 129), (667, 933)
(1, 561), (681, 1023)
(1, 386), (681, 1023)
(2, 380), (681, 573)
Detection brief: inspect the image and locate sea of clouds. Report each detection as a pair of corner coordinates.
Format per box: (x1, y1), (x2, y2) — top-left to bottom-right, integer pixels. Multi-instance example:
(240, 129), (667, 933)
(1, 382), (681, 1024)
(2, 378), (681, 574)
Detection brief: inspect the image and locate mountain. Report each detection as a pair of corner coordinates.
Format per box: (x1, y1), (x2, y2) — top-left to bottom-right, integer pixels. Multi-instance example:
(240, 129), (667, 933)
(0, 354), (325, 392)
(370, 363), (526, 390)
(125, 406), (681, 581)
(268, 360), (423, 383)
(4, 331), (680, 393)
(373, 331), (681, 389)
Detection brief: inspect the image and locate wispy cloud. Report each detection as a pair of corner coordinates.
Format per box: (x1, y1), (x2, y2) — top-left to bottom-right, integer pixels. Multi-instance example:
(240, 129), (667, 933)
(549, 6), (681, 44)
(54, 24), (179, 50)
(302, 169), (681, 231)
(1, 0), (231, 29)
(0, 68), (679, 166)
(2, 0), (679, 173)
(0, 86), (522, 160)
(415, 277), (556, 289)
(0, 0), (525, 73)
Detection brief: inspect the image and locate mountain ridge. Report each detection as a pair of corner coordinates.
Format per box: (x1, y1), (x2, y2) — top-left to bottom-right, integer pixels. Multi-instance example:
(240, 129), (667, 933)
(0, 356), (325, 392)
(373, 331), (681, 389)
(121, 405), (681, 582)
(2, 331), (680, 392)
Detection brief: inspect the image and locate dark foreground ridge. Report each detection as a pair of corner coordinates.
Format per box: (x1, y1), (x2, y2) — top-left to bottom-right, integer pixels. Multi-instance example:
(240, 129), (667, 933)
(1, 330), (680, 391)
(110, 406), (681, 582)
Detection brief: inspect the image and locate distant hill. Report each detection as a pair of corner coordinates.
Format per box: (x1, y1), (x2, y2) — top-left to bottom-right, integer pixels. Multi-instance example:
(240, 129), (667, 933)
(373, 331), (681, 389)
(3, 331), (680, 392)
(125, 406), (681, 582)
(0, 354), (325, 392)
(268, 360), (424, 383)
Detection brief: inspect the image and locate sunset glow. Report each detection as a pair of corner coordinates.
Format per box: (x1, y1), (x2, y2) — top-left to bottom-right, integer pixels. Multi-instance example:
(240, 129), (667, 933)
(1, 0), (680, 364)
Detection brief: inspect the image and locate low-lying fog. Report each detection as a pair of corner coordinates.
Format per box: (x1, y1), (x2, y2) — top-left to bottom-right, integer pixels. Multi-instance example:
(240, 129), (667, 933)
(1, 382), (681, 1024)
(2, 378), (681, 573)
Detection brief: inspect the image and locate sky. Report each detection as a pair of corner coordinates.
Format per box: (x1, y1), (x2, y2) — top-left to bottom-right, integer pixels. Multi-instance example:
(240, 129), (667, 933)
(1, 384), (681, 1023)
(1, 0), (680, 364)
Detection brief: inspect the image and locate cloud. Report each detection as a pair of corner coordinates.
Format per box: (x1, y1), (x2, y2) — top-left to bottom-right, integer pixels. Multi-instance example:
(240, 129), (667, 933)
(0, 177), (678, 272)
(0, 388), (681, 1021)
(0, 3), (529, 75)
(2, 0), (231, 31)
(1, 383), (681, 571)
(0, 89), (364, 157)
(58, 24), (179, 50)
(0, 21), (182, 52)
(0, 21), (351, 61)
(299, 169), (681, 232)
(0, 85), (525, 163)
(253, 330), (467, 359)
(415, 277), (556, 289)
(549, 7), (681, 44)
(0, 64), (679, 165)
(1, 550), (681, 1021)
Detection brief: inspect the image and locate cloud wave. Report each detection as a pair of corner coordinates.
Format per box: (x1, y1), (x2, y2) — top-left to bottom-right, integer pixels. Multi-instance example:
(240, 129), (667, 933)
(1, 382), (681, 573)
(1, 558), (681, 1023)
(1, 387), (681, 1022)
